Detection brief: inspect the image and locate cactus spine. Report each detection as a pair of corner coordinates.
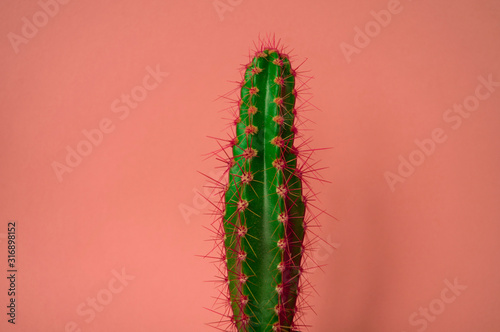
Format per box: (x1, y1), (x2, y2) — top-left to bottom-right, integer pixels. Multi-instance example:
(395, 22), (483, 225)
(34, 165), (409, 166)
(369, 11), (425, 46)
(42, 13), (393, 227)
(223, 47), (305, 332)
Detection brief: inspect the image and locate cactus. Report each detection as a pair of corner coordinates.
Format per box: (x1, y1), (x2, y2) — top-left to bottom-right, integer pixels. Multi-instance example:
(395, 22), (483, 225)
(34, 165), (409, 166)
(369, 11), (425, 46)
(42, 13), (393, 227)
(205, 38), (326, 332)
(222, 45), (305, 332)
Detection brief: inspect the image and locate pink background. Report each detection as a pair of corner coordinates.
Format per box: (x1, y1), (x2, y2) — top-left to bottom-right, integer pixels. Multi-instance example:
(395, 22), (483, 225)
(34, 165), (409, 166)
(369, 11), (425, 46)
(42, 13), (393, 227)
(1, 0), (499, 331)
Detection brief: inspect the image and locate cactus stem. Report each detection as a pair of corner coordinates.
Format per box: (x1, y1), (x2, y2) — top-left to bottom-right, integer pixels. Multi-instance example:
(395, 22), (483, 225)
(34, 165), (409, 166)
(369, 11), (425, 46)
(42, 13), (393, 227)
(204, 36), (329, 332)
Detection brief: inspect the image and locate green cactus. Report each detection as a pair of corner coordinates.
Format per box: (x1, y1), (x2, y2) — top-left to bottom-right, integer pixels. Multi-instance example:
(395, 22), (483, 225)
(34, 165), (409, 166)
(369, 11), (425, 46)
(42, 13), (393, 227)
(222, 47), (306, 332)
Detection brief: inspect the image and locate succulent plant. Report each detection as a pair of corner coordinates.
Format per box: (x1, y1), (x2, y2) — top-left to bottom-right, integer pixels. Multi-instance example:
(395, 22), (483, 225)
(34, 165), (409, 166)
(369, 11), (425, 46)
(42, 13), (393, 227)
(206, 38), (326, 332)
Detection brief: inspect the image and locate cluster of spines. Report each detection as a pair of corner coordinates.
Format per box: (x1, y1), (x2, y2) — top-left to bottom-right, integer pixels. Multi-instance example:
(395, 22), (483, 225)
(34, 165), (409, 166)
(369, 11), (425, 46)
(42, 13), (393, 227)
(204, 36), (329, 332)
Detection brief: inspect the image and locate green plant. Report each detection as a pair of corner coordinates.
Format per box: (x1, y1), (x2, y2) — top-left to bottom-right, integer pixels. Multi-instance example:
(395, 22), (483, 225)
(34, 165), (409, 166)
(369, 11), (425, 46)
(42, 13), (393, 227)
(206, 38), (325, 332)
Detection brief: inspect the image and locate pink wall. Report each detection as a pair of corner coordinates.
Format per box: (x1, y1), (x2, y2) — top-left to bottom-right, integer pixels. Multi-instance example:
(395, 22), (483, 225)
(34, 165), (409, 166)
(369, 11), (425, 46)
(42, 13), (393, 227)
(1, 0), (499, 331)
